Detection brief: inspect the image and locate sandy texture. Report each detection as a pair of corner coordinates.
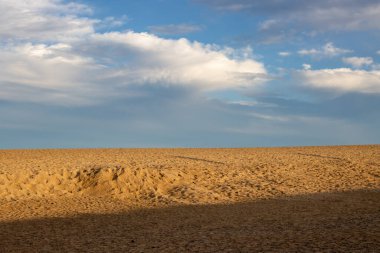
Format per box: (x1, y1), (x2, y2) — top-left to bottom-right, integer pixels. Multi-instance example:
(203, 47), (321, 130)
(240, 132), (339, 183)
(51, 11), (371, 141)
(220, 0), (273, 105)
(0, 145), (379, 252)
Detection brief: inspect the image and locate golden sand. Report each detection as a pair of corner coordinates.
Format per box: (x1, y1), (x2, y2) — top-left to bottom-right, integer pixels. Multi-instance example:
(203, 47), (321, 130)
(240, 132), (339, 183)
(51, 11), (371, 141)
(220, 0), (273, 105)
(0, 145), (379, 252)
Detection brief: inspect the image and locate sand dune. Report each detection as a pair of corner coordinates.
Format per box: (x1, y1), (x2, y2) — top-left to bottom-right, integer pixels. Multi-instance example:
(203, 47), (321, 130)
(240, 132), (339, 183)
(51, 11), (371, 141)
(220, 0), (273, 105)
(0, 145), (379, 251)
(1, 146), (379, 204)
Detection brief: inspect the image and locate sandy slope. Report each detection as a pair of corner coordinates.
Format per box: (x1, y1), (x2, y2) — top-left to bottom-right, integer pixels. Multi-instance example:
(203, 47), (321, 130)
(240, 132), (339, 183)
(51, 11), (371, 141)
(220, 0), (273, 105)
(0, 145), (379, 252)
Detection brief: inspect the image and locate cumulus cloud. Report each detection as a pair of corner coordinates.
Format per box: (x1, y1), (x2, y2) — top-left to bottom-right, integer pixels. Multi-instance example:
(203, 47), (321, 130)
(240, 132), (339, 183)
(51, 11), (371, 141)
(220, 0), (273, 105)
(196, 0), (380, 32)
(298, 43), (351, 57)
(278, 51), (291, 57)
(302, 64), (311, 70)
(0, 42), (105, 105)
(90, 32), (266, 90)
(296, 68), (380, 94)
(0, 0), (267, 105)
(342, 57), (373, 68)
(0, 0), (96, 41)
(96, 15), (129, 30)
(148, 24), (202, 35)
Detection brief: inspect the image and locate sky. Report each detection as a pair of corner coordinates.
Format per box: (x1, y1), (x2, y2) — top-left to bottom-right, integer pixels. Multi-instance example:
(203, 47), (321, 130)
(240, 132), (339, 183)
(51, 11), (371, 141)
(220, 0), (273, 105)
(0, 0), (380, 148)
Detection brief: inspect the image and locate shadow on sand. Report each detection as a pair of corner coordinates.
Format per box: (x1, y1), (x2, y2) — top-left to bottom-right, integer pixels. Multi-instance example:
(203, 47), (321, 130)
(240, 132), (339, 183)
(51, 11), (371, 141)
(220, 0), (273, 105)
(1, 190), (379, 252)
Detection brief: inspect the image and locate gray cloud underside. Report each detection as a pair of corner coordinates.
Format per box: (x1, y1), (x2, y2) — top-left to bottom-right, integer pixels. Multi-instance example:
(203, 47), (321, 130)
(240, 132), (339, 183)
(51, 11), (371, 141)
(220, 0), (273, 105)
(196, 0), (380, 31)
(148, 24), (202, 35)
(1, 85), (379, 148)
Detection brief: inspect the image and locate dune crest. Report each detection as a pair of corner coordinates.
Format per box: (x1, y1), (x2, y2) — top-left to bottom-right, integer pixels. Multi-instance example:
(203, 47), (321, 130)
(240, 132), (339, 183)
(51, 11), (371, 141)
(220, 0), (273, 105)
(1, 146), (379, 206)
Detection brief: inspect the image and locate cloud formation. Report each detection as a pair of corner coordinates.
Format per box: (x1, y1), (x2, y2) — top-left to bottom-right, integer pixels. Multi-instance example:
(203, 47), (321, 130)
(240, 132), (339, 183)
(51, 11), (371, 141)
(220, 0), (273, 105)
(0, 0), (95, 41)
(302, 64), (311, 70)
(196, 0), (380, 32)
(148, 24), (202, 35)
(278, 51), (291, 57)
(91, 32), (266, 89)
(296, 68), (380, 94)
(0, 0), (267, 105)
(342, 57), (373, 68)
(298, 43), (351, 58)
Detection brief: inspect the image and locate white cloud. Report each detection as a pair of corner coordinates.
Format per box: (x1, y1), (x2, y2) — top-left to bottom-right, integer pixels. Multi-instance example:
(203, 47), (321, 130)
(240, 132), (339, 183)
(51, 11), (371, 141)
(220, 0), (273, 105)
(342, 57), (373, 68)
(0, 0), (96, 41)
(302, 64), (311, 70)
(259, 19), (279, 31)
(377, 50), (380, 55)
(278, 51), (291, 57)
(89, 32), (267, 90)
(298, 49), (318, 56)
(0, 0), (267, 105)
(96, 15), (129, 29)
(0, 42), (104, 105)
(298, 42), (351, 57)
(148, 24), (202, 35)
(296, 68), (380, 94)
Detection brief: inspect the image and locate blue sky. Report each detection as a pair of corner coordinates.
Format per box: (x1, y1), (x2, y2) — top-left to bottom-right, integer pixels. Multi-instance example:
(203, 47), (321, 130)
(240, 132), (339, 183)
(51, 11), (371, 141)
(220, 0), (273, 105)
(0, 0), (380, 148)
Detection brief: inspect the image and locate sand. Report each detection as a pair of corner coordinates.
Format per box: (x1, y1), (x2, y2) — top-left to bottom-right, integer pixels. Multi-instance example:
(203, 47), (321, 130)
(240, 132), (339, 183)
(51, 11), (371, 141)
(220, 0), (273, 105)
(0, 145), (379, 252)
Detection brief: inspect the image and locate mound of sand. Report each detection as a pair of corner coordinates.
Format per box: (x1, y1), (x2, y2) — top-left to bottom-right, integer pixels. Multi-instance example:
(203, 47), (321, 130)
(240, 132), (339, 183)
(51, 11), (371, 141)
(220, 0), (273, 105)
(0, 146), (379, 205)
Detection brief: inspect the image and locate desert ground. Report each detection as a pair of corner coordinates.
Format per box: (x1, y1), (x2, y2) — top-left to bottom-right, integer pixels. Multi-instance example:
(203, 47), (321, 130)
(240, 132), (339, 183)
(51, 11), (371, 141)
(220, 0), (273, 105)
(0, 145), (379, 252)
